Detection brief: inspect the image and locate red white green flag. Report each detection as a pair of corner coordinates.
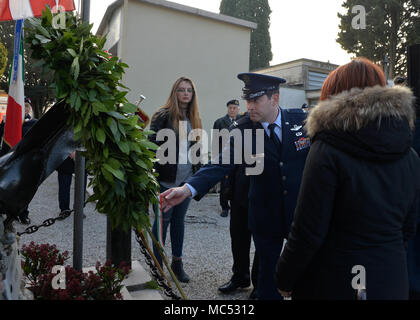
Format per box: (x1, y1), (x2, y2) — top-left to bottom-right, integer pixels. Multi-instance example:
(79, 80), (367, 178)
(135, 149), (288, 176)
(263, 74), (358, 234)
(0, 0), (75, 21)
(3, 20), (24, 149)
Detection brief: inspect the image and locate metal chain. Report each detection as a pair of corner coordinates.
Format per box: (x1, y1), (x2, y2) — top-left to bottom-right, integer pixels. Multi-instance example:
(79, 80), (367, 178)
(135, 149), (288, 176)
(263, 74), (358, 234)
(134, 231), (181, 300)
(17, 209), (73, 237)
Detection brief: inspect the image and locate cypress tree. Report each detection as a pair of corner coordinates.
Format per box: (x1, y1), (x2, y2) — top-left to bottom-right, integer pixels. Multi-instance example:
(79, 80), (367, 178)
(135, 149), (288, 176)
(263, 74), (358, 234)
(220, 0), (273, 70)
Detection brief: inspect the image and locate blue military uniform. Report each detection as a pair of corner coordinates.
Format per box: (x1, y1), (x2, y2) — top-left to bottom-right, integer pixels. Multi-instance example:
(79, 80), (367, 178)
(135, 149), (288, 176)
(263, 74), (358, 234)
(186, 73), (310, 299)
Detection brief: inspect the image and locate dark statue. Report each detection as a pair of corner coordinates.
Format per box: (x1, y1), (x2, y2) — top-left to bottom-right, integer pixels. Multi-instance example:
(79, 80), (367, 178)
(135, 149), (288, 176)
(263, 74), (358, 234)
(0, 102), (78, 228)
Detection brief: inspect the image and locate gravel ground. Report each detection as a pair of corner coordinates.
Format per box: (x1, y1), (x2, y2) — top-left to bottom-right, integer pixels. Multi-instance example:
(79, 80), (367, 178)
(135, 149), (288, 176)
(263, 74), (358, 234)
(15, 172), (256, 300)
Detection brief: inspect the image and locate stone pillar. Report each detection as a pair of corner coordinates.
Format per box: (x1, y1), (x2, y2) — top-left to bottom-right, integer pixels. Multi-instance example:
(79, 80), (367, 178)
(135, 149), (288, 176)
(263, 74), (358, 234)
(0, 216), (31, 300)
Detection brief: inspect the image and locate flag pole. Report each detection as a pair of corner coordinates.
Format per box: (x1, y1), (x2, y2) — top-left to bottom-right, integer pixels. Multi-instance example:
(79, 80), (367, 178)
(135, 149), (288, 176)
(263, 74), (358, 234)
(73, 0), (89, 271)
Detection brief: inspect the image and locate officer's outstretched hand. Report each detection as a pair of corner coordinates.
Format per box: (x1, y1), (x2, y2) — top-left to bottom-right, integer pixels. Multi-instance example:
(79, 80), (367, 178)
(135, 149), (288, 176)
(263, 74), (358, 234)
(161, 185), (192, 212)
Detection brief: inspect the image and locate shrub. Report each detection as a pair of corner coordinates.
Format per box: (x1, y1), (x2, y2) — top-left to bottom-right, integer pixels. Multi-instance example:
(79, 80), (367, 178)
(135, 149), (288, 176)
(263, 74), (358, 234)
(21, 242), (130, 300)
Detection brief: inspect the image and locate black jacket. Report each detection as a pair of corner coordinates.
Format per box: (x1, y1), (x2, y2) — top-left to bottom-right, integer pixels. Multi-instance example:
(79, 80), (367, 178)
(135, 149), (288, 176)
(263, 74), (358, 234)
(0, 117), (38, 156)
(275, 85), (420, 300)
(213, 113), (245, 155)
(149, 108), (201, 184)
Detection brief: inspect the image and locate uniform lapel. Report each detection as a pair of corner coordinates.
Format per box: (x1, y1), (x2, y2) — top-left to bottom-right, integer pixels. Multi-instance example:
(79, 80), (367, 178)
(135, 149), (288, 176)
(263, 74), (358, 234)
(223, 114), (231, 128)
(280, 108), (287, 158)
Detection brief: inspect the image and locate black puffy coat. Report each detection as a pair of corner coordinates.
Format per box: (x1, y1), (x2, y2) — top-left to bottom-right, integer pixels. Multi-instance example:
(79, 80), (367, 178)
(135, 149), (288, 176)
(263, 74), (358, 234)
(275, 85), (420, 300)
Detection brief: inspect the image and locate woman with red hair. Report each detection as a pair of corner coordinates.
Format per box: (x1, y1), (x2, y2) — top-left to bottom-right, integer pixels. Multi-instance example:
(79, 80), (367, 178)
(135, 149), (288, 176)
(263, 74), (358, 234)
(275, 58), (420, 299)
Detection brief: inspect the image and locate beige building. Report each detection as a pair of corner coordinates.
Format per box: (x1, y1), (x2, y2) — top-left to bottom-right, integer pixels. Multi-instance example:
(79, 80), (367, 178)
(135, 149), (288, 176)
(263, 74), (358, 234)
(255, 58), (339, 107)
(96, 0), (256, 134)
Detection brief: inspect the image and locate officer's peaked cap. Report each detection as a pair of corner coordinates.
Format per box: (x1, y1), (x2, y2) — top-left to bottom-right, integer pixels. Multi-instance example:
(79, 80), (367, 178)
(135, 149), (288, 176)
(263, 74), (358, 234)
(237, 73), (286, 100)
(226, 99), (240, 106)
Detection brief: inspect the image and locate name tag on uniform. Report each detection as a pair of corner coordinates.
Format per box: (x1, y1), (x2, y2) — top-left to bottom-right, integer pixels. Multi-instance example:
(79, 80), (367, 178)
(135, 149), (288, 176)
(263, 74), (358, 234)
(294, 137), (310, 151)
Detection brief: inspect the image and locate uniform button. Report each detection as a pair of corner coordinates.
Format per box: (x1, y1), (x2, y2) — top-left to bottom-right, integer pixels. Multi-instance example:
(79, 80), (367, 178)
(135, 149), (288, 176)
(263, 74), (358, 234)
(283, 190), (288, 195)
(279, 162), (284, 167)
(282, 176), (286, 181)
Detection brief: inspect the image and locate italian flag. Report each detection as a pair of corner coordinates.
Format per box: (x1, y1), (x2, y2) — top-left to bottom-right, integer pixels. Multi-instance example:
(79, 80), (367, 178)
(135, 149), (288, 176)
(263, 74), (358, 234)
(3, 20), (24, 149)
(0, 0), (75, 21)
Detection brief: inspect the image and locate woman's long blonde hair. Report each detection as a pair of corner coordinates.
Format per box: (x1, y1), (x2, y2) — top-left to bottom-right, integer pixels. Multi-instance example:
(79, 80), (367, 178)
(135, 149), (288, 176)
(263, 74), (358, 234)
(158, 76), (202, 132)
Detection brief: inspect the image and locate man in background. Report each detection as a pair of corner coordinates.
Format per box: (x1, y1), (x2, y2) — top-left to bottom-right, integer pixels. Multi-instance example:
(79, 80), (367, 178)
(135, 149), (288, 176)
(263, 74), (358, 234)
(212, 99), (242, 217)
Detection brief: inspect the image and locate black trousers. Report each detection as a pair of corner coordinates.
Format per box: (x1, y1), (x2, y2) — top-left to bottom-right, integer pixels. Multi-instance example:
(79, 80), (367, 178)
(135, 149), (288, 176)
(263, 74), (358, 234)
(58, 171), (73, 211)
(230, 201), (258, 287)
(57, 170), (87, 212)
(219, 178), (231, 210)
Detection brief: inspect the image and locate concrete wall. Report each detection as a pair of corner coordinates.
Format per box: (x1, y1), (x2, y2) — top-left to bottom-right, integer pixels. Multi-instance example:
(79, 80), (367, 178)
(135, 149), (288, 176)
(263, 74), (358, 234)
(279, 87), (307, 109)
(257, 63), (305, 87)
(103, 7), (122, 53)
(109, 0), (252, 136)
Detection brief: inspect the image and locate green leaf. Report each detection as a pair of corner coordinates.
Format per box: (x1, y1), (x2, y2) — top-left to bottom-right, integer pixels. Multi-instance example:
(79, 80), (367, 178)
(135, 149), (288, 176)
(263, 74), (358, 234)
(109, 118), (118, 136)
(67, 48), (77, 57)
(80, 36), (84, 55)
(108, 158), (121, 170)
(37, 25), (51, 38)
(96, 128), (106, 144)
(103, 147), (109, 159)
(118, 122), (126, 137)
(107, 111), (127, 120)
(88, 89), (97, 102)
(103, 164), (125, 181)
(75, 96), (82, 111)
(140, 140), (159, 151)
(121, 103), (137, 114)
(118, 141), (130, 154)
(92, 101), (109, 114)
(71, 56), (80, 80)
(88, 80), (96, 89)
(142, 130), (155, 136)
(70, 90), (77, 108)
(96, 82), (110, 92)
(136, 159), (148, 170)
(35, 34), (51, 44)
(101, 167), (114, 183)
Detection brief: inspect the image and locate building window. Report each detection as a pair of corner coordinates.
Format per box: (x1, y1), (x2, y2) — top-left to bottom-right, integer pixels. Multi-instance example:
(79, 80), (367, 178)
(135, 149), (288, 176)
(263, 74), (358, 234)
(308, 71), (328, 90)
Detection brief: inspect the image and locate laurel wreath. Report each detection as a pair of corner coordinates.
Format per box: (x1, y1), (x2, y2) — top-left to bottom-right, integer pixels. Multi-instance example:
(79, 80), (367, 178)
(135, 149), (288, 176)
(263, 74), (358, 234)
(24, 8), (160, 232)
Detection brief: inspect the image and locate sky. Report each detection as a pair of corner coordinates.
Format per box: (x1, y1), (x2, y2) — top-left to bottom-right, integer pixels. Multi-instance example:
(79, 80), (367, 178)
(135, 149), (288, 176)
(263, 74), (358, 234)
(76, 0), (352, 66)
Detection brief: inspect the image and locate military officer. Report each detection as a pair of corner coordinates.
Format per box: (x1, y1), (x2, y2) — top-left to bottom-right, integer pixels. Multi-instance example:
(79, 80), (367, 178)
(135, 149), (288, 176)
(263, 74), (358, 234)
(161, 73), (310, 300)
(213, 99), (241, 217)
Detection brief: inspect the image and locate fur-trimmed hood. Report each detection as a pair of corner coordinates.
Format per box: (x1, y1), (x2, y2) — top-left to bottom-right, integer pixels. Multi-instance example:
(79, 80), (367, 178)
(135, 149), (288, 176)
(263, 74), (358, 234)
(306, 85), (416, 137)
(305, 85), (417, 161)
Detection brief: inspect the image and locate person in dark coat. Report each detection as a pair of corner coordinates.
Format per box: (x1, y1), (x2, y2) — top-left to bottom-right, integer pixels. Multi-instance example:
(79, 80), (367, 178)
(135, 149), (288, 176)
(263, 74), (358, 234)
(56, 151), (75, 214)
(0, 98), (38, 224)
(160, 73), (310, 299)
(149, 76), (203, 283)
(212, 99), (242, 217)
(218, 160), (259, 299)
(275, 58), (420, 300)
(402, 78), (420, 300)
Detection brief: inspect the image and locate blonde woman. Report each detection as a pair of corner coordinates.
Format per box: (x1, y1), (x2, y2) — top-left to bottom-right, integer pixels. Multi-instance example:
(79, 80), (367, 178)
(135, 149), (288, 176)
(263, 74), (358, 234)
(149, 76), (202, 283)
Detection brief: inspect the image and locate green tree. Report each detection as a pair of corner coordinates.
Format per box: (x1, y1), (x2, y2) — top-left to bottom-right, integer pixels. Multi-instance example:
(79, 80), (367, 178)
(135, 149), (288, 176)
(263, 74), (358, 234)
(0, 20), (55, 118)
(220, 0), (273, 70)
(337, 0), (420, 78)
